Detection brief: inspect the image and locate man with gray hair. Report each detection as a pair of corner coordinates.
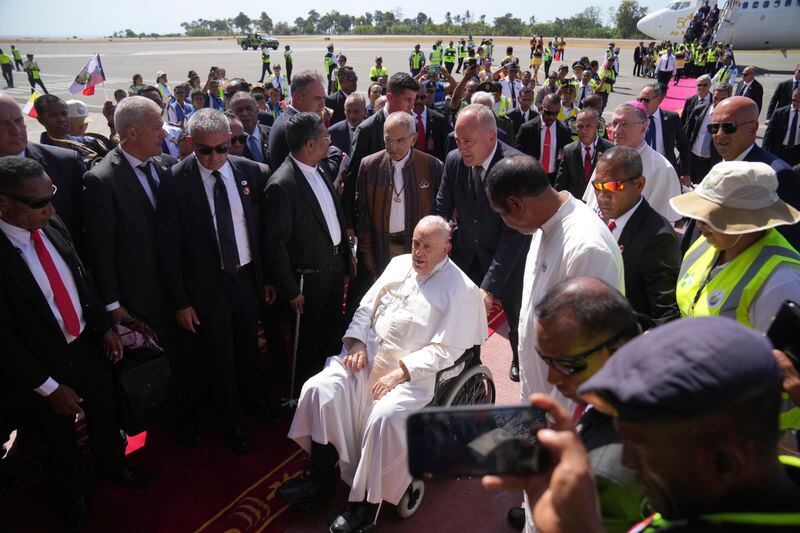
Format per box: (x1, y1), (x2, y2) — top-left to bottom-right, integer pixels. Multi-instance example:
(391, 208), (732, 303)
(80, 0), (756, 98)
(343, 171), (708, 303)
(277, 215), (487, 533)
(433, 103), (528, 382)
(328, 92), (366, 155)
(158, 108), (274, 454)
(356, 111), (444, 276)
(681, 74), (712, 128)
(637, 82), (692, 186)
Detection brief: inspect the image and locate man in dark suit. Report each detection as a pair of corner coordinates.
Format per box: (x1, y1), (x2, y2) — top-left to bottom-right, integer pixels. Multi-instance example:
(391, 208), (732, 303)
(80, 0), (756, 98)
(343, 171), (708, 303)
(412, 84), (451, 162)
(638, 83), (692, 186)
(0, 157), (150, 530)
(230, 91), (271, 166)
(433, 104), (529, 381)
(158, 109), (273, 454)
(684, 85), (731, 184)
(268, 69), (327, 172)
(680, 75), (712, 127)
(0, 94), (86, 252)
(763, 87), (800, 167)
(735, 66), (764, 113)
(328, 93), (366, 156)
(633, 41), (646, 77)
(766, 64), (800, 121)
(325, 66), (357, 126)
(506, 87), (539, 137)
(515, 93), (571, 185)
(263, 112), (351, 390)
(555, 109), (614, 199)
(593, 147), (680, 322)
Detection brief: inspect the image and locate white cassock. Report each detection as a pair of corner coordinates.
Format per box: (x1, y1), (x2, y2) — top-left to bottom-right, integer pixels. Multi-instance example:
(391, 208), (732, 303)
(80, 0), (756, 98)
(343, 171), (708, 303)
(288, 255), (487, 505)
(583, 141), (681, 222)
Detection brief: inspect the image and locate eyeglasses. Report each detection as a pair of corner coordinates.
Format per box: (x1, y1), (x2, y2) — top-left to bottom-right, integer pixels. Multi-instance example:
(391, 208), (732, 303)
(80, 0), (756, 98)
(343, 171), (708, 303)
(230, 134), (248, 145)
(707, 120), (757, 134)
(591, 176), (640, 193)
(536, 327), (636, 376)
(637, 96), (654, 104)
(3, 184), (57, 209)
(195, 143), (230, 155)
(542, 109), (558, 116)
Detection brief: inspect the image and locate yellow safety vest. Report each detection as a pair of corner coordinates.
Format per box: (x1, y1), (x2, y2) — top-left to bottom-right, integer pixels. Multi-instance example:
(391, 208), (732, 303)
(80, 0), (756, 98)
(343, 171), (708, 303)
(410, 52), (424, 69)
(457, 45), (467, 59)
(557, 105), (578, 124)
(324, 53), (335, 74)
(25, 60), (40, 79)
(261, 50), (271, 64)
(0, 53), (10, 65)
(369, 66), (388, 81)
(429, 47), (442, 66)
(12, 48), (21, 60)
(496, 95), (512, 117)
(443, 47), (457, 63)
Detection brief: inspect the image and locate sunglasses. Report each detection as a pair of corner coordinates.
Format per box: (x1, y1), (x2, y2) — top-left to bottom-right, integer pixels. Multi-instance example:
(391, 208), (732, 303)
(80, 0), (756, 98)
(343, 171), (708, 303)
(230, 134), (248, 145)
(195, 143), (230, 155)
(542, 109), (558, 116)
(591, 176), (640, 193)
(637, 96), (654, 104)
(536, 327), (636, 376)
(3, 184), (58, 209)
(707, 120), (757, 134)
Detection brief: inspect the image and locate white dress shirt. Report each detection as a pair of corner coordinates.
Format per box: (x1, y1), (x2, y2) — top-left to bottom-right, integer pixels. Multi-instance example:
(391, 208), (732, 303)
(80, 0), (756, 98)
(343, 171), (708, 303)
(609, 197), (643, 240)
(389, 150), (412, 233)
(0, 219), (88, 396)
(692, 105), (715, 158)
(119, 144), (159, 209)
(478, 142), (498, 176)
(197, 159), (253, 268)
(540, 121), (558, 173)
(649, 109), (665, 156)
(500, 78), (523, 104)
(657, 54), (676, 73)
(727, 143), (756, 162)
(291, 156), (342, 246)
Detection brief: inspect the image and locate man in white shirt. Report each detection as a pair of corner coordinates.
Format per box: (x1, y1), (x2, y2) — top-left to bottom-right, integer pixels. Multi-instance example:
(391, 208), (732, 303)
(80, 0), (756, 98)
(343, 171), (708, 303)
(686, 85), (731, 183)
(583, 102), (682, 223)
(499, 62), (524, 109)
(655, 47), (676, 92)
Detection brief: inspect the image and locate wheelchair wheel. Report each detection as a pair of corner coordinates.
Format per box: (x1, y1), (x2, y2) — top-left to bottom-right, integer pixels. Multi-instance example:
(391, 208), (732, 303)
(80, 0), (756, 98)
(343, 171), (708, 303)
(396, 479), (425, 518)
(440, 365), (495, 407)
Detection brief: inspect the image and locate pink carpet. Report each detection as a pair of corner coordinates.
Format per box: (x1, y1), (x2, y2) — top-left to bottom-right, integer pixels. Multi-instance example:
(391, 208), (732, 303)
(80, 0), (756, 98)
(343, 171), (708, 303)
(660, 77), (698, 118)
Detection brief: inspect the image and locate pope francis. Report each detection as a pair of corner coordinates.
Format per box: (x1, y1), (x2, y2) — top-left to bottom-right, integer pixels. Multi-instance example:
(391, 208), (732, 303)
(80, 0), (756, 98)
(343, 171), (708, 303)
(277, 215), (488, 532)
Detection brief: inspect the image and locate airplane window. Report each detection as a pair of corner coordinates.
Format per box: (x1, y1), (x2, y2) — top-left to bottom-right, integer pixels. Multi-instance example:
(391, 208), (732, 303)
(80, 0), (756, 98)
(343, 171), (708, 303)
(786, 0), (791, 6)
(752, 1), (759, 6)
(742, 1), (748, 6)
(773, 0), (780, 6)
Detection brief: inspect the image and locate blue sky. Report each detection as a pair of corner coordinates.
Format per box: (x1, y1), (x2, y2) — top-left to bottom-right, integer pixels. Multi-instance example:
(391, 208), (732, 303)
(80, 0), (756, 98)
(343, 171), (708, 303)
(0, 0), (666, 38)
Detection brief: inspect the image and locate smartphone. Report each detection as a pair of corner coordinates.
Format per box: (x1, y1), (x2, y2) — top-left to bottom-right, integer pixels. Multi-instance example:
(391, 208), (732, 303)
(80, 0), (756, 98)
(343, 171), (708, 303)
(767, 300), (800, 371)
(407, 405), (549, 479)
(430, 65), (441, 75)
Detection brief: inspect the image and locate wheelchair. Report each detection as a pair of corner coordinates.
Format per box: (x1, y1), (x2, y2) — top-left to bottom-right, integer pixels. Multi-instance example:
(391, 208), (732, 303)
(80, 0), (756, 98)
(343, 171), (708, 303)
(394, 346), (495, 519)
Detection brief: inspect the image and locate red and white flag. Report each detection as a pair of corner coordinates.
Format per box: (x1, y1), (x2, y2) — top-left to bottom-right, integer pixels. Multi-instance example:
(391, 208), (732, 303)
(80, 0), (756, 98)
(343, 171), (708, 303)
(22, 91), (43, 118)
(68, 54), (106, 96)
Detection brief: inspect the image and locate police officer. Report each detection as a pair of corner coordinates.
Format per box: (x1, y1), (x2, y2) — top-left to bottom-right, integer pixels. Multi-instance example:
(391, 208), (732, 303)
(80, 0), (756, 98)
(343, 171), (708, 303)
(0, 49), (13, 88)
(24, 53), (47, 94)
(11, 45), (23, 71)
(429, 40), (443, 68)
(259, 45), (272, 82)
(284, 45), (293, 83)
(443, 41), (457, 73)
(409, 44), (426, 77)
(456, 39), (467, 73)
(324, 43), (336, 94)
(369, 56), (388, 82)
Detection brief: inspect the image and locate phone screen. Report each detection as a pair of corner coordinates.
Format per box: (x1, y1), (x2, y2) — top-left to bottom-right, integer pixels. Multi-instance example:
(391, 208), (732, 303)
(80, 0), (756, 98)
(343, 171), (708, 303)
(407, 405), (549, 479)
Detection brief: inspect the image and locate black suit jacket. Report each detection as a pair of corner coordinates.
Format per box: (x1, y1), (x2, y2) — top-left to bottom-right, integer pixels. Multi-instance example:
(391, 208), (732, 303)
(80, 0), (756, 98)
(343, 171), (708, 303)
(767, 78), (799, 120)
(157, 155), (270, 314)
(554, 137), (614, 199)
(82, 147), (177, 327)
(25, 143), (87, 252)
(343, 110), (387, 228)
(684, 103), (720, 162)
(507, 107), (540, 137)
(514, 116), (572, 173)
(432, 141), (529, 297)
(325, 90), (348, 125)
(267, 106), (299, 173)
(736, 78), (764, 112)
(263, 157), (349, 300)
(633, 45), (645, 63)
(444, 127), (511, 156)
(763, 105), (796, 157)
(257, 110), (275, 127)
(242, 123), (272, 167)
(654, 109), (691, 177)
(328, 119), (353, 155)
(0, 216), (110, 393)
(680, 93), (710, 127)
(420, 109), (452, 162)
(617, 199), (681, 322)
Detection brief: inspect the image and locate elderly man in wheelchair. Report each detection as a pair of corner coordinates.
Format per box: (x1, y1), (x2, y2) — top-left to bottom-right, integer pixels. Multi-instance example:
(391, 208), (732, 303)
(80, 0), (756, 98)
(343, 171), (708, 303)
(276, 215), (489, 532)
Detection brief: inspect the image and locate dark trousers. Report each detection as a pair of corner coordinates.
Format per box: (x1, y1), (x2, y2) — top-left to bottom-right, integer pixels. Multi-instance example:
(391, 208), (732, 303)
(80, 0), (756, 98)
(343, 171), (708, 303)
(634, 60), (642, 77)
(259, 63), (272, 82)
(673, 69), (683, 84)
(411, 68), (421, 78)
(1, 64), (13, 87)
(12, 335), (124, 493)
(456, 58), (464, 73)
(656, 70), (672, 95)
(27, 74), (47, 94)
(195, 264), (265, 429)
(690, 153), (712, 184)
(14, 58), (23, 71)
(286, 63), (293, 83)
(444, 62), (455, 73)
(544, 60), (552, 77)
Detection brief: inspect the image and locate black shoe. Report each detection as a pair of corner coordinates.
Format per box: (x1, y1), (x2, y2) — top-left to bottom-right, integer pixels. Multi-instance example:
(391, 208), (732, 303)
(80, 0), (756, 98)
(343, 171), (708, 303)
(226, 426), (251, 455)
(509, 363), (520, 382)
(329, 502), (377, 533)
(98, 464), (153, 489)
(59, 493), (88, 532)
(507, 506), (526, 531)
(276, 475), (335, 508)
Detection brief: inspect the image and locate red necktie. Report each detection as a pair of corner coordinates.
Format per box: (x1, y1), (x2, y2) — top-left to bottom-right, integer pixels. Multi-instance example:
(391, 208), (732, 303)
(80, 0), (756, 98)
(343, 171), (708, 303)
(607, 219), (617, 231)
(31, 229), (81, 337)
(542, 126), (552, 173)
(416, 114), (426, 152)
(572, 403), (587, 423)
(584, 146), (593, 183)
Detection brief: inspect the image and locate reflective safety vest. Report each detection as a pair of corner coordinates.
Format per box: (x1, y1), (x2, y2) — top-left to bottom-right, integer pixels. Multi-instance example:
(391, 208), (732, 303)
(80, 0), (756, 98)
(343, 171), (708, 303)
(696, 51), (707, 67)
(324, 52), (335, 74)
(0, 53), (10, 65)
(261, 49), (271, 64)
(543, 48), (552, 62)
(443, 47), (457, 63)
(707, 49), (718, 63)
(495, 95), (512, 117)
(677, 229), (800, 326)
(12, 48), (21, 60)
(284, 50), (293, 65)
(25, 60), (40, 79)
(457, 45), (467, 59)
(429, 47), (442, 65)
(410, 51), (424, 69)
(369, 66), (388, 81)
(557, 105), (578, 124)
(714, 66), (736, 86)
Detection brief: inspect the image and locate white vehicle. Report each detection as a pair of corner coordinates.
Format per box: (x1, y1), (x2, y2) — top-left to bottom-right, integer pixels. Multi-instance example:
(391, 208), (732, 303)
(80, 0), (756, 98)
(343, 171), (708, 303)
(637, 0), (800, 52)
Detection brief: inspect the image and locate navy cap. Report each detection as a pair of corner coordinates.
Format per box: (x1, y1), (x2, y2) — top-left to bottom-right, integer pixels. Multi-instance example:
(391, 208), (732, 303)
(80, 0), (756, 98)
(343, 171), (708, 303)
(578, 317), (781, 422)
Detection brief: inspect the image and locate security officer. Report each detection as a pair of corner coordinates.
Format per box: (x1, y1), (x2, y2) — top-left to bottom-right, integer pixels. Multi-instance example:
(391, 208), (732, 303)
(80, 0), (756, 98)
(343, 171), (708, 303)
(409, 44), (425, 77)
(456, 39), (467, 73)
(284, 45), (293, 83)
(0, 49), (13, 88)
(443, 41), (457, 73)
(429, 41), (443, 68)
(24, 53), (47, 94)
(11, 45), (23, 71)
(324, 43), (336, 94)
(259, 45), (272, 82)
(267, 64), (290, 101)
(369, 56), (388, 82)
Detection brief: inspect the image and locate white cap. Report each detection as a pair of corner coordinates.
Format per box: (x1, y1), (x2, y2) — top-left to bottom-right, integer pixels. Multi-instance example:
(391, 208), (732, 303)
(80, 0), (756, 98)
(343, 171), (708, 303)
(66, 100), (93, 123)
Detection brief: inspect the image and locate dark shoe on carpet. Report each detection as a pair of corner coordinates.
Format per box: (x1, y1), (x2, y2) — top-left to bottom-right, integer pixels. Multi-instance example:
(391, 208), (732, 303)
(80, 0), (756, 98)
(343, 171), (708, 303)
(509, 362), (520, 382)
(99, 464), (153, 489)
(276, 475), (335, 508)
(329, 502), (377, 533)
(226, 426), (251, 455)
(507, 506), (525, 531)
(59, 493), (88, 532)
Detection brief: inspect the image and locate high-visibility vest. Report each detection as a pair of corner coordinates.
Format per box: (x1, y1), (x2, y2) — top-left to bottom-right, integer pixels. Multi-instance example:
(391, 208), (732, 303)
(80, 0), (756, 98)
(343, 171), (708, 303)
(25, 60), (40, 79)
(557, 105), (578, 124)
(410, 52), (424, 69)
(707, 49), (718, 63)
(495, 95), (512, 117)
(714, 66), (735, 86)
(12, 48), (21, 60)
(284, 50), (293, 65)
(543, 48), (552, 62)
(443, 47), (457, 63)
(369, 66), (388, 81)
(261, 49), (271, 64)
(324, 52), (335, 74)
(457, 45), (467, 59)
(429, 47), (442, 65)
(675, 52), (686, 69)
(0, 53), (10, 65)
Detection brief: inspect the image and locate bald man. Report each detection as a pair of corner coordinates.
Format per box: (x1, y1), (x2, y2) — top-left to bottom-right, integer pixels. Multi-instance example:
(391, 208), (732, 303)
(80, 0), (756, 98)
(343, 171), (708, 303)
(735, 65), (763, 112)
(0, 94), (86, 249)
(763, 87), (800, 167)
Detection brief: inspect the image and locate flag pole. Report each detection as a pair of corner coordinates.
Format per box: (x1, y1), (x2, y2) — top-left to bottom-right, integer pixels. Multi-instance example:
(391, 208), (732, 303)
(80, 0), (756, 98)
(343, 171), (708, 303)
(97, 53), (110, 102)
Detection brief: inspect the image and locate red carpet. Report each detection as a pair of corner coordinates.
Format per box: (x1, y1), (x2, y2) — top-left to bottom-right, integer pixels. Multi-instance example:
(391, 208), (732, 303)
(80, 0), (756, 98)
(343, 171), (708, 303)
(660, 77), (698, 117)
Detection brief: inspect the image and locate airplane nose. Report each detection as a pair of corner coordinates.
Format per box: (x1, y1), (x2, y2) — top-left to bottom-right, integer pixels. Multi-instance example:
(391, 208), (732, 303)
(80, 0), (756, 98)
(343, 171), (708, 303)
(637, 13), (657, 38)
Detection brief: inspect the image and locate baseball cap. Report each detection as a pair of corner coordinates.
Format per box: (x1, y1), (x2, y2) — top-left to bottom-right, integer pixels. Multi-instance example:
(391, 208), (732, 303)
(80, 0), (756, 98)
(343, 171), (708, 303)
(156, 70), (166, 80)
(66, 100), (92, 124)
(670, 161), (800, 234)
(578, 317), (781, 422)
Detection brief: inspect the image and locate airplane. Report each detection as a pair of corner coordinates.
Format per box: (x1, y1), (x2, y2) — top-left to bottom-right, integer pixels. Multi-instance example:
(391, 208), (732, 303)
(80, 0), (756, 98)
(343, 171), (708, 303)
(637, 0), (800, 52)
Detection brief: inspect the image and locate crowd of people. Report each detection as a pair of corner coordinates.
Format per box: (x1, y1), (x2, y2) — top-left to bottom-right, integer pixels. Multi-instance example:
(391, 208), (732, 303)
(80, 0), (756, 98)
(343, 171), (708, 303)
(1, 32), (800, 533)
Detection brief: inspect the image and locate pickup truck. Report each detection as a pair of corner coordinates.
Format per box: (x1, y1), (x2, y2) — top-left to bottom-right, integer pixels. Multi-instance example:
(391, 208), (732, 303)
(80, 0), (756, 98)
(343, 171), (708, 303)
(236, 34), (279, 51)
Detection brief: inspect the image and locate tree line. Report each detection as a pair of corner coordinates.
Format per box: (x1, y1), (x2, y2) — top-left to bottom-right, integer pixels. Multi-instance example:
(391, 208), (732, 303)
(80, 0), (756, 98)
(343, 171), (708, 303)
(110, 2), (650, 41)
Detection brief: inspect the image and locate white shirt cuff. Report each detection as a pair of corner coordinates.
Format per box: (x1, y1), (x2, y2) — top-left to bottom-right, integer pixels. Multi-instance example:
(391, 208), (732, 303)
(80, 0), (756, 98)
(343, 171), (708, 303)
(35, 377), (59, 397)
(105, 301), (121, 312)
